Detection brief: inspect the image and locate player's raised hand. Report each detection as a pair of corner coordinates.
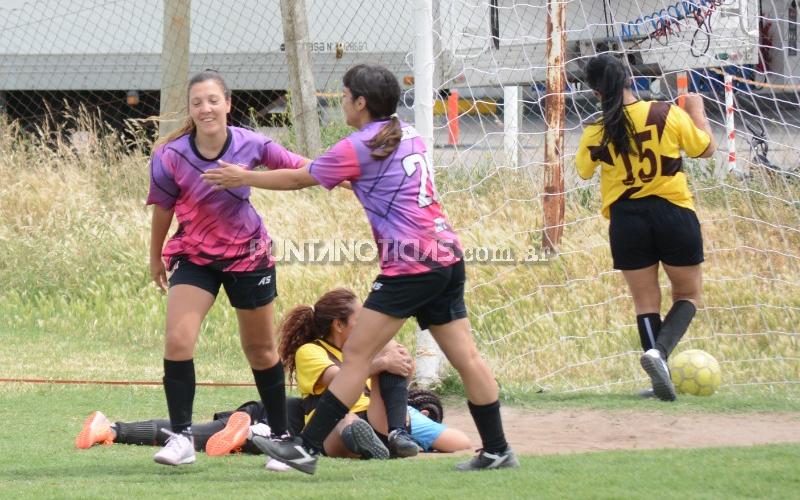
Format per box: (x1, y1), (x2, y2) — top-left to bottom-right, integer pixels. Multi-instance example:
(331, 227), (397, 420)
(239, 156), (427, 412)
(682, 93), (706, 116)
(202, 160), (248, 189)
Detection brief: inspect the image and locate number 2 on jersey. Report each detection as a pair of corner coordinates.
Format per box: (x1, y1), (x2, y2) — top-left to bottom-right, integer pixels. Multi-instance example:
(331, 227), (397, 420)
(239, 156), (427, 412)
(402, 153), (436, 207)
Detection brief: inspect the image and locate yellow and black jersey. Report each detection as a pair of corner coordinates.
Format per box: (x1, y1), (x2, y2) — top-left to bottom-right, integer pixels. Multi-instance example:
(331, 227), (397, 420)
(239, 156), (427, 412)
(295, 339), (370, 423)
(576, 100), (711, 219)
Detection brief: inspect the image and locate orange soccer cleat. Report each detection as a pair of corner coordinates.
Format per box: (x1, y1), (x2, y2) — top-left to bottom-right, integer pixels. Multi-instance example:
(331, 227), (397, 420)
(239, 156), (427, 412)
(205, 411), (251, 457)
(75, 411), (115, 449)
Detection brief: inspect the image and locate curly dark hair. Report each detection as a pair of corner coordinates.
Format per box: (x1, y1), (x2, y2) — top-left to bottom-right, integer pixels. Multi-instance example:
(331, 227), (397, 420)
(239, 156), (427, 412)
(278, 288), (358, 381)
(408, 388), (444, 423)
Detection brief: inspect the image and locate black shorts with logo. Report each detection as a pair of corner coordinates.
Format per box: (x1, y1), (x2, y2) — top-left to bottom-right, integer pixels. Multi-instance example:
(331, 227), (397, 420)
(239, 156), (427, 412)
(168, 256), (277, 309)
(609, 196), (704, 270)
(363, 260), (468, 329)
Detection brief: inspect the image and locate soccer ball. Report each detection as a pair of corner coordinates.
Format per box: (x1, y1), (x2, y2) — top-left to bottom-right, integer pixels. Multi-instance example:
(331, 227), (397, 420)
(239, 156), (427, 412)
(669, 349), (722, 396)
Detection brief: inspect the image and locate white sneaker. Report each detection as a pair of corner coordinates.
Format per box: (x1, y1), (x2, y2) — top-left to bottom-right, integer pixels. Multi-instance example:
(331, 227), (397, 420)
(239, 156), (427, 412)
(640, 349), (676, 402)
(266, 457), (292, 472)
(247, 424), (292, 472)
(248, 422), (271, 440)
(154, 430), (196, 466)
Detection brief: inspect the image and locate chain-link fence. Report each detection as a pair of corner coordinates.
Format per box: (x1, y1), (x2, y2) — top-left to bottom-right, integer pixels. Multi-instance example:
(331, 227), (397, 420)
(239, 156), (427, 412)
(0, 0), (418, 141)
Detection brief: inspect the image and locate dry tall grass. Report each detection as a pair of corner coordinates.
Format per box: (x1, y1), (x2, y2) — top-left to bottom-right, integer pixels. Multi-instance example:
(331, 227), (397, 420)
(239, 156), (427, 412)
(1, 111), (798, 392)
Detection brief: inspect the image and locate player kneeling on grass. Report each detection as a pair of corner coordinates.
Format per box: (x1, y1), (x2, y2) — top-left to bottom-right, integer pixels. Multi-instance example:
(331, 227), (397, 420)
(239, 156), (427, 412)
(202, 63), (517, 474)
(575, 54), (716, 401)
(271, 288), (471, 460)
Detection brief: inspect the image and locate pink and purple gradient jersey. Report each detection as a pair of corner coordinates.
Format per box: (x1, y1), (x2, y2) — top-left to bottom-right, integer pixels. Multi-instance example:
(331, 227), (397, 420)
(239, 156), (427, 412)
(147, 126), (306, 272)
(309, 120), (462, 276)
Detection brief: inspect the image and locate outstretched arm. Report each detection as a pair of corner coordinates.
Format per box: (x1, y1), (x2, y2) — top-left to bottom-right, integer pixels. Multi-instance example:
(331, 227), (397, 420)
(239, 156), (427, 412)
(202, 160), (319, 191)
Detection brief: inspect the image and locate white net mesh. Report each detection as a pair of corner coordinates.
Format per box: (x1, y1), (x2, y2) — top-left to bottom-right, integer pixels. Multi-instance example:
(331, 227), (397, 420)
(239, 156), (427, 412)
(432, 0), (799, 391)
(1, 0), (797, 391)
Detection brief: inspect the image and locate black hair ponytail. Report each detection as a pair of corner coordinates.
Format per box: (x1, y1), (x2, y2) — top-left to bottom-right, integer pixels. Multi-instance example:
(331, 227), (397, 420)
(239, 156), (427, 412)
(343, 64), (402, 159)
(585, 54), (637, 156)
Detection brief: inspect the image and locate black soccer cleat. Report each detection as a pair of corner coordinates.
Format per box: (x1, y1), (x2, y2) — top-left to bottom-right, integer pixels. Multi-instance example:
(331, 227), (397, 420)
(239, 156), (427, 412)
(387, 428), (419, 458)
(637, 387), (656, 399)
(455, 448), (520, 471)
(251, 435), (318, 475)
(640, 349), (677, 402)
(341, 420), (390, 459)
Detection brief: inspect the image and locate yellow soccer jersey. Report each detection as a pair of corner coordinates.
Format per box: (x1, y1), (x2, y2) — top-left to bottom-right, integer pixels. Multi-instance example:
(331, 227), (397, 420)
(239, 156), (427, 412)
(575, 100), (711, 219)
(295, 339), (370, 423)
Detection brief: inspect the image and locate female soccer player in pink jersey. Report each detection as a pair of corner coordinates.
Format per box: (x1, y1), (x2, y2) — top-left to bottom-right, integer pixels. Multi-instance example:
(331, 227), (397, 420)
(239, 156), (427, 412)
(202, 64), (518, 473)
(147, 70), (307, 466)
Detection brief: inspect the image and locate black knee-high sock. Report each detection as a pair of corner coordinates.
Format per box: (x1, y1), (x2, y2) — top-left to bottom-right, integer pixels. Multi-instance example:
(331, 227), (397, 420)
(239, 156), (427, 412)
(468, 400), (508, 454)
(252, 361), (288, 435)
(114, 419), (166, 446)
(163, 359), (195, 435)
(636, 313), (662, 352)
(655, 300), (696, 359)
(300, 390), (349, 453)
(379, 372), (409, 432)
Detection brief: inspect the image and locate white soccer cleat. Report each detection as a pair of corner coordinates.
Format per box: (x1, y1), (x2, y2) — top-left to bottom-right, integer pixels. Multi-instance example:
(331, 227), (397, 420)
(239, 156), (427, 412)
(266, 457), (292, 472)
(153, 430), (196, 466)
(248, 422), (271, 440)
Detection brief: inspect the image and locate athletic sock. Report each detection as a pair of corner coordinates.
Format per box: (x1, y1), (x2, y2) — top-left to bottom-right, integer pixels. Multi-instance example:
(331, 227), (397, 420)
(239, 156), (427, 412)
(655, 300), (697, 359)
(468, 400), (509, 454)
(300, 390), (350, 453)
(636, 313), (662, 352)
(163, 358), (195, 435)
(379, 372), (409, 432)
(252, 361), (288, 436)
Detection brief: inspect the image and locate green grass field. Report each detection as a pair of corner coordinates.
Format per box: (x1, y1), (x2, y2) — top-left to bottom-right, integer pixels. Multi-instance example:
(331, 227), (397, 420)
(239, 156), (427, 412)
(2, 384), (799, 499)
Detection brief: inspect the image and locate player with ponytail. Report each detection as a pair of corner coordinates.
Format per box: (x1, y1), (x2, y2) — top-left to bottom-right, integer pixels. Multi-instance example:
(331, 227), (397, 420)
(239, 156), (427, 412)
(203, 64), (515, 474)
(277, 288), (470, 458)
(576, 54), (717, 401)
(146, 69), (308, 466)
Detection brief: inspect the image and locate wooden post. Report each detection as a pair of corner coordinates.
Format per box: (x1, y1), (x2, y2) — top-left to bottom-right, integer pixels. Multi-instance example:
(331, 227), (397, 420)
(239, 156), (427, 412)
(280, 0), (322, 158)
(542, 0), (566, 256)
(160, 0), (191, 138)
